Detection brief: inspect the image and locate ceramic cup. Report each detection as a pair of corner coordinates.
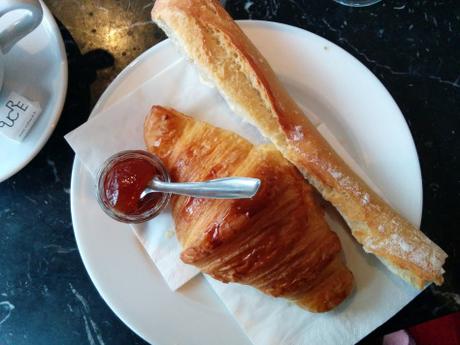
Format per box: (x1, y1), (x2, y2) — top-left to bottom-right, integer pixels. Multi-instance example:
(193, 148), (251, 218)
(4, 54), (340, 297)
(333, 0), (382, 6)
(0, 0), (43, 90)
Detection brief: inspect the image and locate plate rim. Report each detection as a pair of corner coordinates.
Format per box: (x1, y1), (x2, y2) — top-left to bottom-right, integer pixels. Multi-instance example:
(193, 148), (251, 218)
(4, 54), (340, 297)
(70, 19), (423, 344)
(0, 0), (69, 182)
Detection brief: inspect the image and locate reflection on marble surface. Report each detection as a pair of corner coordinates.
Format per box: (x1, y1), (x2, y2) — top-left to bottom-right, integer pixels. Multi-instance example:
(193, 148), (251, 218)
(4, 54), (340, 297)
(46, 0), (164, 103)
(0, 0), (458, 344)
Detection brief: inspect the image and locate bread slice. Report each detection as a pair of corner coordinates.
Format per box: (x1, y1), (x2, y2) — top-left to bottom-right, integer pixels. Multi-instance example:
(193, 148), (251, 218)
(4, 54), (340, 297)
(151, 0), (447, 289)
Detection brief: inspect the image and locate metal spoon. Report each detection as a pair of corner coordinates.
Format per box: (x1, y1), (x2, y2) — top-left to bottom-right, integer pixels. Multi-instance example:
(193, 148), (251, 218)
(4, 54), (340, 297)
(140, 177), (261, 200)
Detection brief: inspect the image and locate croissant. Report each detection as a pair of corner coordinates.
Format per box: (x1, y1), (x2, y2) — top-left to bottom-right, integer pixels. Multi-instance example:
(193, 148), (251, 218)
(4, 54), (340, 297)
(144, 106), (353, 312)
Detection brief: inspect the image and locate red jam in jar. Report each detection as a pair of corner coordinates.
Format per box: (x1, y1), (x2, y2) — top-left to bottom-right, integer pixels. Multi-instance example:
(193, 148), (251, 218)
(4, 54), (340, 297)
(103, 157), (161, 215)
(97, 151), (171, 223)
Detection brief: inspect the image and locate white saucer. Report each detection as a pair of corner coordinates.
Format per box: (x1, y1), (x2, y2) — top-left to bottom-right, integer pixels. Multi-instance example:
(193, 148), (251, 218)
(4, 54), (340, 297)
(71, 21), (422, 345)
(0, 0), (68, 182)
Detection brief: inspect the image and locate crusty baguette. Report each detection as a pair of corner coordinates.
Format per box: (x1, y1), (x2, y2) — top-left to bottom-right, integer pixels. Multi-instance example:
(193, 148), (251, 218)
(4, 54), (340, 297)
(151, 0), (447, 289)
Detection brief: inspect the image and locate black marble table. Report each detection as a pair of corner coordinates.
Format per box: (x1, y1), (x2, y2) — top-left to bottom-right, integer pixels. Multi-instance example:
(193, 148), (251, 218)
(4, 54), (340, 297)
(0, 1), (458, 344)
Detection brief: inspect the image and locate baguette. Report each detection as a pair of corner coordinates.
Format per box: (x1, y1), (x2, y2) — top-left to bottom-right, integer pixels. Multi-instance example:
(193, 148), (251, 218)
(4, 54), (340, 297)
(151, 0), (447, 289)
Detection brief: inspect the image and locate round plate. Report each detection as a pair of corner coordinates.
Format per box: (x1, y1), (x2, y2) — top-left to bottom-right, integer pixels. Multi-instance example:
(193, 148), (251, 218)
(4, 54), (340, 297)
(0, 0), (68, 182)
(71, 21), (422, 345)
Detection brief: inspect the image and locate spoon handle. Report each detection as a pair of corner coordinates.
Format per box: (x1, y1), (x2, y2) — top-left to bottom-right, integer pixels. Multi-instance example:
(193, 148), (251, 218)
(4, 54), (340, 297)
(150, 177), (261, 199)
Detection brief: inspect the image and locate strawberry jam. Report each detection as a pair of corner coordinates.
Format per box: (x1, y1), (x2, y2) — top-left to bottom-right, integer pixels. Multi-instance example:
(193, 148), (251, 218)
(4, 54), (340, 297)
(103, 157), (162, 215)
(97, 151), (171, 223)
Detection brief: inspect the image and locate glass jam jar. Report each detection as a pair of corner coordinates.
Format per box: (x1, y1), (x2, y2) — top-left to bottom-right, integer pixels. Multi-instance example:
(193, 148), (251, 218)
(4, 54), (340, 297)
(96, 150), (171, 223)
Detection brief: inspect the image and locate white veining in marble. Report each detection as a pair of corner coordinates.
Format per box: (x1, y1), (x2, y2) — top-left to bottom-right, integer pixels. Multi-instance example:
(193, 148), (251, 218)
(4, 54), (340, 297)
(47, 158), (61, 183)
(26, 253), (32, 283)
(24, 196), (38, 205)
(43, 244), (78, 254)
(69, 283), (90, 313)
(69, 283), (106, 345)
(83, 315), (97, 345)
(42, 285), (49, 296)
(0, 301), (15, 325)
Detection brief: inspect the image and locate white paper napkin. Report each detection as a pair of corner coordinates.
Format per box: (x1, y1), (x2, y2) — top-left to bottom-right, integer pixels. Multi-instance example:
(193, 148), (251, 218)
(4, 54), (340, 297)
(65, 58), (420, 345)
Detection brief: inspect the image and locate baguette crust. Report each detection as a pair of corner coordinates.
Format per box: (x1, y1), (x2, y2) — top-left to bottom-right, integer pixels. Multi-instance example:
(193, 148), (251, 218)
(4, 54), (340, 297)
(152, 0), (447, 288)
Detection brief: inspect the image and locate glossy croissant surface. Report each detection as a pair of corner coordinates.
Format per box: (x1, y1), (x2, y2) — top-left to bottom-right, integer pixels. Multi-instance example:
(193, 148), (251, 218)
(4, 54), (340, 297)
(144, 106), (353, 312)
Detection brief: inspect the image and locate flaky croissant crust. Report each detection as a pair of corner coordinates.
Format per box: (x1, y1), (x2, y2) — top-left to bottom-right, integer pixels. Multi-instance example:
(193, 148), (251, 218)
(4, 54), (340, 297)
(144, 106), (353, 312)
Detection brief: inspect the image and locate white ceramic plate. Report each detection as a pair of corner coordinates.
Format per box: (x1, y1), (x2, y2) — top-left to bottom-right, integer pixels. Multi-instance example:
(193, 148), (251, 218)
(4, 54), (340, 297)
(71, 21), (422, 345)
(0, 0), (68, 182)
